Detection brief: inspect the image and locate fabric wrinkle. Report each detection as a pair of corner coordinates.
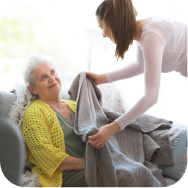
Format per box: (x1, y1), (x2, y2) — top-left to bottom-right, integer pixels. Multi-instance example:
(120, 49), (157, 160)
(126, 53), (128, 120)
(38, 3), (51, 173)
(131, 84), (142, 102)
(68, 71), (174, 187)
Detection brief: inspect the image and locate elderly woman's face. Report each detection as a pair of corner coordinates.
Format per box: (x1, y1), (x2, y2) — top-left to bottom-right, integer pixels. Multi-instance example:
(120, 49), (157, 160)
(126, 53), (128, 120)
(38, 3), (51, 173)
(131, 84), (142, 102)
(29, 62), (61, 100)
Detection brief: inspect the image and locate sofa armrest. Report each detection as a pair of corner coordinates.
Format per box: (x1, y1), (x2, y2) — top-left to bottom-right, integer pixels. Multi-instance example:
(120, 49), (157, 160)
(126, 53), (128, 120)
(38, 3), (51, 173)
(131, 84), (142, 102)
(164, 177), (177, 186)
(0, 119), (25, 186)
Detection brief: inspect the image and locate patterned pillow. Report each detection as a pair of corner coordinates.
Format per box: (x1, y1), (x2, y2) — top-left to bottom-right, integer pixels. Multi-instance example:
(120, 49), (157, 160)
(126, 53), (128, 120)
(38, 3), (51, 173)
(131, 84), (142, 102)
(59, 83), (130, 114)
(98, 83), (129, 114)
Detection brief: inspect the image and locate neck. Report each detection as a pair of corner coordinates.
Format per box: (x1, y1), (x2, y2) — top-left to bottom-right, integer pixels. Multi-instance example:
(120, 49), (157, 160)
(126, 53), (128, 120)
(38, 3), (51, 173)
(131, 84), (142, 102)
(39, 96), (62, 107)
(133, 21), (142, 42)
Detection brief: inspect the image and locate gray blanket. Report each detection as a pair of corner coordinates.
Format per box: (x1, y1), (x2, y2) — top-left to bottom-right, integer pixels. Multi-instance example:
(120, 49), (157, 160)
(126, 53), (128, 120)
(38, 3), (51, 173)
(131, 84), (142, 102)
(68, 72), (174, 187)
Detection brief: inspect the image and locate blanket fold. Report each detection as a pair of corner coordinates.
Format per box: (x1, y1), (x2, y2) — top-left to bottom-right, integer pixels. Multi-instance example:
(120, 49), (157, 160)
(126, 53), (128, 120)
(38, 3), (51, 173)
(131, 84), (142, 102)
(68, 71), (174, 187)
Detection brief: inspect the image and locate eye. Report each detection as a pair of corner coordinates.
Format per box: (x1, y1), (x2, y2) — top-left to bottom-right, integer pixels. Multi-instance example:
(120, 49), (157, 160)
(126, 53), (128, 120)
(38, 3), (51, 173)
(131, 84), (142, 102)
(41, 76), (46, 80)
(51, 70), (56, 75)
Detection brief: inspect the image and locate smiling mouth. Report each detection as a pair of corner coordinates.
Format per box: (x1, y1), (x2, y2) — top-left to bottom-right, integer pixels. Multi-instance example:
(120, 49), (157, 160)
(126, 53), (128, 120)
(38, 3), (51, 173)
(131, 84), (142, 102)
(49, 83), (58, 88)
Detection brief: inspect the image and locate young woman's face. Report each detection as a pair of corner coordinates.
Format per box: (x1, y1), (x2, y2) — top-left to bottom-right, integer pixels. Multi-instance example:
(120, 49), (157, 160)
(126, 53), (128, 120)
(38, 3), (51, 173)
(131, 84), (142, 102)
(97, 16), (114, 42)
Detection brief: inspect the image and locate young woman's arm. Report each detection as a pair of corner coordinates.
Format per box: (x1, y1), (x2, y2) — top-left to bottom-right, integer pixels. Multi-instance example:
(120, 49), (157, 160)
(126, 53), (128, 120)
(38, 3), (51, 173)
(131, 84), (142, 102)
(114, 31), (166, 130)
(106, 43), (145, 82)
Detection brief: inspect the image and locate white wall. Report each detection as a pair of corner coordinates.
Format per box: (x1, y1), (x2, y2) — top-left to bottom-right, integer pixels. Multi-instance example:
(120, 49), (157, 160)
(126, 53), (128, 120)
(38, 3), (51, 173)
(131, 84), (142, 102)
(0, 0), (187, 125)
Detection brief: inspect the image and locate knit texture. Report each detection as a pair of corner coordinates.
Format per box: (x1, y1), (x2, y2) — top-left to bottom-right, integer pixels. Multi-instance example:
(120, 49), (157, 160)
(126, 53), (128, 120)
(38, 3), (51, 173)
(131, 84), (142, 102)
(22, 99), (76, 187)
(68, 71), (174, 187)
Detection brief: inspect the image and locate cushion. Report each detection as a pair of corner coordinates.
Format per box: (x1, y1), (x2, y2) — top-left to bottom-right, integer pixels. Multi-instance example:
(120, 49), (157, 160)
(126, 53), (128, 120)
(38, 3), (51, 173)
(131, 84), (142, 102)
(164, 177), (177, 186)
(161, 130), (187, 181)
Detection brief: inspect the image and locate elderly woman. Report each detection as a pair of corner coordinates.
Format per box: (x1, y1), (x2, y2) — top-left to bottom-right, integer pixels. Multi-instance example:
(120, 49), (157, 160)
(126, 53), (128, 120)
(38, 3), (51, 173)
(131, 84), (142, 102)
(22, 53), (88, 187)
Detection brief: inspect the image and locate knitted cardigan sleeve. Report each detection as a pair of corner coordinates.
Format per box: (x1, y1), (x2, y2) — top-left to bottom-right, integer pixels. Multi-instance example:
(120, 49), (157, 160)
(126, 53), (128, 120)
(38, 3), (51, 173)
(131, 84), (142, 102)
(22, 100), (70, 178)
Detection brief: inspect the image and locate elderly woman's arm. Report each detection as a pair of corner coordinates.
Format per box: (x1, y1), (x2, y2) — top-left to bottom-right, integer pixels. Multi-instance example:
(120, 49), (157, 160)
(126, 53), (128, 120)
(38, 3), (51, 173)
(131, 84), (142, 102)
(22, 110), (70, 178)
(56, 156), (84, 172)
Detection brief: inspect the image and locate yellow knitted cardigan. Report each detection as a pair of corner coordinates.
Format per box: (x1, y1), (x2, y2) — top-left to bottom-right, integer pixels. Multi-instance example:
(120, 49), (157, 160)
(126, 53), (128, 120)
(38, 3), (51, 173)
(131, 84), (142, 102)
(22, 99), (76, 187)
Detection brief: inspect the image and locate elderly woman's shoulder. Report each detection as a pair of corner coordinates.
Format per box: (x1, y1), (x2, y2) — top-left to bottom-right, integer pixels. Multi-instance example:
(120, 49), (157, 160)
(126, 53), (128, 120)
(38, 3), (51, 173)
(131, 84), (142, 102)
(24, 99), (76, 117)
(61, 99), (76, 105)
(24, 99), (51, 115)
(61, 99), (76, 113)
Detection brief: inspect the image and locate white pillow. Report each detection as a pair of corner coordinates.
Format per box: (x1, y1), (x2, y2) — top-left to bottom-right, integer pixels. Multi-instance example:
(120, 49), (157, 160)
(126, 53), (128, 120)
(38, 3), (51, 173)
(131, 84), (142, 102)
(59, 85), (70, 100)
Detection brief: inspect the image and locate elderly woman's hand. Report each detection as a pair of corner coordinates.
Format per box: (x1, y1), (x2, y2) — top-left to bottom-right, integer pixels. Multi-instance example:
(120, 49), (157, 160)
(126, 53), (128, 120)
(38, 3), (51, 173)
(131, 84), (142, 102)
(88, 122), (120, 149)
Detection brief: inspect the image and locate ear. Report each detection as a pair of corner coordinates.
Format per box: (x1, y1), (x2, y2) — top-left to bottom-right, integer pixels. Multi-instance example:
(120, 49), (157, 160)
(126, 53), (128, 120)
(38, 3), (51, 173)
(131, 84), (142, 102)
(28, 86), (38, 95)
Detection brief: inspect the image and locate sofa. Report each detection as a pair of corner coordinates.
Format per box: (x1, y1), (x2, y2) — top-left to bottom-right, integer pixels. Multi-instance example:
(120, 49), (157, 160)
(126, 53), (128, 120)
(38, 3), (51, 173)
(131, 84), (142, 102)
(0, 83), (187, 187)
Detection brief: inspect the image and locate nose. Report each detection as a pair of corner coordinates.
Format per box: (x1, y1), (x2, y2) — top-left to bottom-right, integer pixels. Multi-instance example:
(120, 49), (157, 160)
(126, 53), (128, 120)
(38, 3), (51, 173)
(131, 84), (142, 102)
(49, 75), (55, 82)
(102, 30), (106, 38)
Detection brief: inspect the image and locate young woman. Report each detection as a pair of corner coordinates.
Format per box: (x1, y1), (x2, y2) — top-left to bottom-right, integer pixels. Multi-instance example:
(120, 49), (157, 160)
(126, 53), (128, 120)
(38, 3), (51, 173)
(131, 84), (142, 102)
(87, 0), (187, 154)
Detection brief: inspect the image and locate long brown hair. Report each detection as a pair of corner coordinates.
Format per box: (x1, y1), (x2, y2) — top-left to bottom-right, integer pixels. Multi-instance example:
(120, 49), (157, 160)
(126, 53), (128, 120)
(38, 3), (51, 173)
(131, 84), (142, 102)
(96, 0), (137, 60)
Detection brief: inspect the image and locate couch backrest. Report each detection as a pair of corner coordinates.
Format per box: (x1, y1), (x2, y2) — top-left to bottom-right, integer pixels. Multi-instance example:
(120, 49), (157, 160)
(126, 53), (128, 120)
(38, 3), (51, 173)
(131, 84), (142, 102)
(0, 91), (16, 119)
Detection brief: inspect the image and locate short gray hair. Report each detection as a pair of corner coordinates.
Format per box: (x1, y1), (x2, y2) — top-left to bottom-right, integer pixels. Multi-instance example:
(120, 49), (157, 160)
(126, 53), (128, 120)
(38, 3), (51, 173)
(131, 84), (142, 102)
(22, 53), (57, 87)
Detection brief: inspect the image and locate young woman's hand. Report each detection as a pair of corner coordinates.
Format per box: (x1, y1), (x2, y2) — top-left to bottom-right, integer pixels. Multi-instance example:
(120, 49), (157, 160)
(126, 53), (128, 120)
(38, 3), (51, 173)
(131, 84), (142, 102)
(88, 122), (120, 149)
(86, 72), (108, 85)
